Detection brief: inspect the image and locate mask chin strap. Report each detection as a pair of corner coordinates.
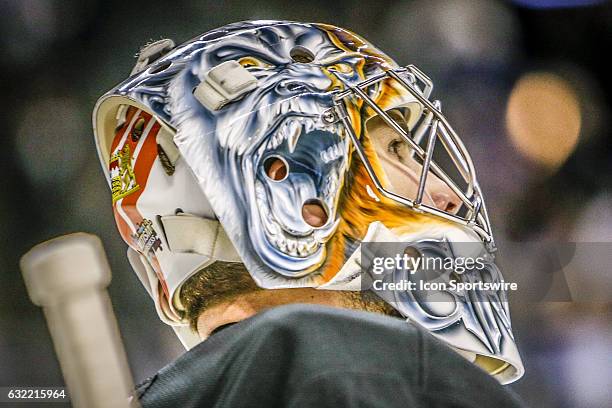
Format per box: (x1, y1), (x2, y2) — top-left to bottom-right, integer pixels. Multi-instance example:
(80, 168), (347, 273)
(128, 214), (242, 350)
(161, 214), (242, 350)
(158, 213), (241, 262)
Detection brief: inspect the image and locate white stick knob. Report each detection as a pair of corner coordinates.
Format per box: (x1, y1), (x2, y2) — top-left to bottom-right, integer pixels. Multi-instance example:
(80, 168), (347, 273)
(20, 233), (138, 408)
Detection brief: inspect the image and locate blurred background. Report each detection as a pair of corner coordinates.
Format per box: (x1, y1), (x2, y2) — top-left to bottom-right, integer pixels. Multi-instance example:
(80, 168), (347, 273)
(1, 0), (610, 407)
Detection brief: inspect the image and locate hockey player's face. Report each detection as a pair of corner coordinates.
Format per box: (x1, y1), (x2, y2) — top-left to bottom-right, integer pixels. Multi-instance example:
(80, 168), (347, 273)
(367, 114), (462, 213)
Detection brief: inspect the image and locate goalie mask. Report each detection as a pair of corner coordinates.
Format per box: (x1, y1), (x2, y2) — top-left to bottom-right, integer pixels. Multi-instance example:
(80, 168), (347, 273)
(93, 20), (523, 383)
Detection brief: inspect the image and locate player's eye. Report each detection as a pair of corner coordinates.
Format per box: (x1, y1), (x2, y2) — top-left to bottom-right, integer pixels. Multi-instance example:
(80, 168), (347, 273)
(238, 56), (270, 68)
(388, 138), (405, 159)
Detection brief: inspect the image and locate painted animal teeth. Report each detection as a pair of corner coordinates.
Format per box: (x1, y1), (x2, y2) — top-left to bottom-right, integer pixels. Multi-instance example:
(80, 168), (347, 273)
(255, 180), (324, 258)
(286, 239), (297, 255)
(321, 150), (330, 163)
(320, 141), (345, 163)
(256, 101), (347, 259)
(305, 120), (314, 134)
(297, 242), (307, 256)
(264, 115), (344, 154)
(286, 119), (301, 153)
(322, 170), (339, 197)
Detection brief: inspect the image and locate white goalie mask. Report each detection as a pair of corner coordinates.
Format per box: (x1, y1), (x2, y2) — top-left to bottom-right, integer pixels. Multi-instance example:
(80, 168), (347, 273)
(93, 20), (523, 383)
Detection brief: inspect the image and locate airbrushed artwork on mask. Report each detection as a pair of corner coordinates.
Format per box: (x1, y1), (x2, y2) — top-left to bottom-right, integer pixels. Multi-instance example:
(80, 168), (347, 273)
(180, 24), (358, 281)
(254, 117), (347, 276)
(99, 20), (523, 382)
(115, 22), (390, 284)
(120, 21), (444, 285)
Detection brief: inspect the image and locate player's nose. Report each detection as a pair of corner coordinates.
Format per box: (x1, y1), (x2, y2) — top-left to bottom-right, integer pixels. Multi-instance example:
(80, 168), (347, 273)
(427, 181), (462, 214)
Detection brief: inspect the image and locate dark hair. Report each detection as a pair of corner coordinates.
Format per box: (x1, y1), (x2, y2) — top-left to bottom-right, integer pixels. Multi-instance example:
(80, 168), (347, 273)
(179, 261), (401, 331)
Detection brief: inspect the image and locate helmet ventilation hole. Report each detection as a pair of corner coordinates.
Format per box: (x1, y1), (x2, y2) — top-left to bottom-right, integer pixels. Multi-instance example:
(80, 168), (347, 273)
(264, 156), (288, 181)
(302, 199), (328, 228)
(131, 118), (146, 141)
(403, 246), (421, 259)
(290, 46), (315, 63)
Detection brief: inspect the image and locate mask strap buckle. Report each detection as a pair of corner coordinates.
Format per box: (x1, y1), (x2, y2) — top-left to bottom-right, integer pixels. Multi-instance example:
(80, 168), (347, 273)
(130, 38), (175, 76)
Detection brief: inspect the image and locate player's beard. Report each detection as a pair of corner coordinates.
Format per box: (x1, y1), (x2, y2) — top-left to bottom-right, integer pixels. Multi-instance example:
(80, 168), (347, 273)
(179, 261), (400, 331)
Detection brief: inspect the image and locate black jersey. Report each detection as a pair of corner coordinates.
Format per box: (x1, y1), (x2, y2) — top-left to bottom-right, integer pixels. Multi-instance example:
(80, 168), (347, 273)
(137, 304), (524, 408)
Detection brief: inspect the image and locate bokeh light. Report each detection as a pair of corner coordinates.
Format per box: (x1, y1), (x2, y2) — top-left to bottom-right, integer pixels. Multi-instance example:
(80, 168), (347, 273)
(506, 72), (582, 169)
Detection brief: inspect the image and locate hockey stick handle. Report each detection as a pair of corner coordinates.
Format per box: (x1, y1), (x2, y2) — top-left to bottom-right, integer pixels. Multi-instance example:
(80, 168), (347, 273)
(20, 233), (138, 408)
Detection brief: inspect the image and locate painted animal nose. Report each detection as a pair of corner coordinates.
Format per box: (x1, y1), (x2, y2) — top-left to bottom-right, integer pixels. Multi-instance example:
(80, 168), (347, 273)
(302, 199), (328, 227)
(277, 65), (334, 94)
(276, 77), (332, 94)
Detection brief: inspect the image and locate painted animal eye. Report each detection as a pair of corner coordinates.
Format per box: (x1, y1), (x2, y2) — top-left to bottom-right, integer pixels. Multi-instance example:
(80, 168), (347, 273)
(327, 62), (353, 74)
(238, 57), (270, 68)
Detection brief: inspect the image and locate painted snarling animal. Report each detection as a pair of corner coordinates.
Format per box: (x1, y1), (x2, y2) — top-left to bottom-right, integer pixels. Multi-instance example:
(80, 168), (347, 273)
(94, 20), (523, 382)
(149, 21), (441, 286)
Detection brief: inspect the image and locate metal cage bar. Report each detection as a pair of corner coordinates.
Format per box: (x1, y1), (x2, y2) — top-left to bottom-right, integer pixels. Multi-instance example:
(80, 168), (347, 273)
(328, 66), (496, 249)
